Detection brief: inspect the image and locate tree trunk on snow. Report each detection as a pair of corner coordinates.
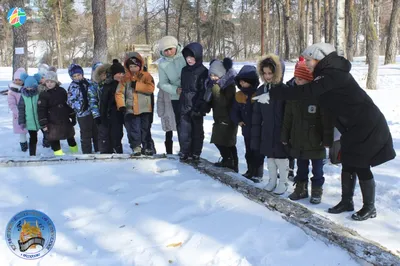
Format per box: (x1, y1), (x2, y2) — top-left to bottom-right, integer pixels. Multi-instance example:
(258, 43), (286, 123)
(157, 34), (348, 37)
(11, 0), (28, 74)
(324, 0), (330, 42)
(92, 0), (108, 63)
(366, 0), (379, 90)
(144, 0), (150, 44)
(196, 0), (201, 42)
(283, 0), (290, 60)
(329, 0), (336, 44)
(345, 0), (354, 61)
(336, 0), (346, 56)
(312, 0), (321, 43)
(298, 0), (306, 54)
(384, 0), (399, 64)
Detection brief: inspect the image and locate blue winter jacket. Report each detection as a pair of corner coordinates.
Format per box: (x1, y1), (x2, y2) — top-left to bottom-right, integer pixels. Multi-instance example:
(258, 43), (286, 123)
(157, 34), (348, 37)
(67, 78), (94, 118)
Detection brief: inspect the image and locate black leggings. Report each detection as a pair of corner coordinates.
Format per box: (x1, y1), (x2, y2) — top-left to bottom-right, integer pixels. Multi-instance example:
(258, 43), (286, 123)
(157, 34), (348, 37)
(50, 138), (77, 151)
(342, 165), (373, 180)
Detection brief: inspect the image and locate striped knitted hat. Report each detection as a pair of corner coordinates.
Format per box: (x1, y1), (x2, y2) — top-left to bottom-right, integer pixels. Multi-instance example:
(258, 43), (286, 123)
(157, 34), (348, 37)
(294, 60), (313, 81)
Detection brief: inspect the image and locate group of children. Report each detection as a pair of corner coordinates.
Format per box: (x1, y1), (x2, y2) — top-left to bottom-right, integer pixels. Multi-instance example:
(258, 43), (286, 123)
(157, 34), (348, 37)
(7, 42), (332, 204)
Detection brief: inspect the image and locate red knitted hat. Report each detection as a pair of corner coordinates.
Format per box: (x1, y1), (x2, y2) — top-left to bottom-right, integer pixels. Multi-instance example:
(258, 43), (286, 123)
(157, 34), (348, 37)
(294, 61), (313, 81)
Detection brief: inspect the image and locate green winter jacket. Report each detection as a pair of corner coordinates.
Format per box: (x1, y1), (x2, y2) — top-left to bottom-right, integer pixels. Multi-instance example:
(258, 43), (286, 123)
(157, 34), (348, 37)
(281, 96), (334, 160)
(157, 44), (187, 101)
(18, 94), (40, 131)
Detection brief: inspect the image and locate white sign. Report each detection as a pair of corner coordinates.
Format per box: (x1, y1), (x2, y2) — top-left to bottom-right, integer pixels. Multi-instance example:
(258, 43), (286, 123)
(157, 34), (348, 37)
(15, 47), (24, 54)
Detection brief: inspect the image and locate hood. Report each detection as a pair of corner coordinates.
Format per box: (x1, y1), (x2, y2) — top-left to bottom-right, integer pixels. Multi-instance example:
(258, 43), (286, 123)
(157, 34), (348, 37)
(182, 42), (203, 67)
(93, 63), (111, 83)
(159, 43), (184, 60)
(124, 52), (145, 70)
(257, 53), (283, 84)
(235, 65), (260, 91)
(8, 82), (22, 90)
(21, 86), (39, 97)
(313, 51), (352, 77)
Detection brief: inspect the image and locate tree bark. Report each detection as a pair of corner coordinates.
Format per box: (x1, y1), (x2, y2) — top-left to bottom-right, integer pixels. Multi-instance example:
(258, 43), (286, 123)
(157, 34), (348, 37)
(177, 0), (185, 42)
(345, 0), (354, 61)
(196, 0), (201, 43)
(312, 0), (321, 43)
(298, 0), (306, 54)
(264, 0), (270, 54)
(324, 0), (330, 42)
(329, 0), (336, 44)
(164, 0), (170, 35)
(144, 0), (150, 44)
(366, 0), (379, 90)
(276, 1), (281, 55)
(283, 0), (290, 60)
(92, 0), (108, 63)
(54, 0), (63, 68)
(384, 0), (399, 64)
(336, 0), (346, 56)
(305, 0), (310, 47)
(10, 1), (28, 73)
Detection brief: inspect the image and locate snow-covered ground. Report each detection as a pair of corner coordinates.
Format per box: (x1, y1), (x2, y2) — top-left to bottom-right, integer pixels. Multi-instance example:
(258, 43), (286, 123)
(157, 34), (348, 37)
(0, 56), (399, 265)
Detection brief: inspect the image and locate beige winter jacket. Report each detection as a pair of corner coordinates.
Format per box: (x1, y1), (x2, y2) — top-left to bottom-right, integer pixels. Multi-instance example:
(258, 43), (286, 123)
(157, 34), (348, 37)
(157, 89), (177, 132)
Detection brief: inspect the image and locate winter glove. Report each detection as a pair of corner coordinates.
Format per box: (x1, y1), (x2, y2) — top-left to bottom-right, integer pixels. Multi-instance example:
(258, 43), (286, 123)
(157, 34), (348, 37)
(119, 106), (127, 114)
(70, 116), (77, 126)
(95, 117), (102, 125)
(252, 92), (270, 104)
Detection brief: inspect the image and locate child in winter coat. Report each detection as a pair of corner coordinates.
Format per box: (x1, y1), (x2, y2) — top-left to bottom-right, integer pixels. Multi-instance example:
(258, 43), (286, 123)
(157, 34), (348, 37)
(281, 59), (333, 204)
(178, 42), (208, 161)
(38, 71), (78, 155)
(251, 54), (289, 195)
(37, 64), (51, 148)
(8, 68), (28, 152)
(18, 73), (42, 156)
(67, 64), (99, 154)
(116, 52), (155, 156)
(96, 59), (125, 154)
(231, 65), (265, 181)
(204, 58), (238, 171)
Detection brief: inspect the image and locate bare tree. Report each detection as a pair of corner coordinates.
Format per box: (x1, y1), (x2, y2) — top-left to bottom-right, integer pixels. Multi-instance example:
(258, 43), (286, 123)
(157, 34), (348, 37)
(384, 0), (400, 64)
(283, 0), (290, 59)
(312, 0), (321, 43)
(305, 0), (310, 47)
(366, 0), (379, 90)
(329, 0), (336, 44)
(144, 0), (150, 44)
(196, 0), (201, 42)
(10, 0), (28, 73)
(264, 0), (270, 54)
(92, 0), (108, 63)
(336, 0), (345, 56)
(163, 0), (171, 35)
(298, 0), (305, 53)
(345, 0), (354, 61)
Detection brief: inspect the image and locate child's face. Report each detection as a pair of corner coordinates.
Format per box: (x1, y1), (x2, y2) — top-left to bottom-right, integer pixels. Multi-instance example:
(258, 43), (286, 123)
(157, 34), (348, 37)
(100, 72), (107, 81)
(72, 73), (83, 81)
(129, 65), (140, 73)
(305, 57), (319, 72)
(14, 79), (23, 86)
(186, 56), (196, 66)
(46, 80), (56, 89)
(262, 67), (274, 83)
(40, 76), (46, 84)
(239, 80), (251, 88)
(294, 77), (310, 86)
(114, 72), (124, 81)
(210, 74), (219, 81)
(164, 47), (177, 58)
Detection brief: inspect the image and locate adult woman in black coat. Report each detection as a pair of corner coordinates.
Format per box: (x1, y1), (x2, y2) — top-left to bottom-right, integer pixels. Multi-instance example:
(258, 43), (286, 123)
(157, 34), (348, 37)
(268, 43), (395, 221)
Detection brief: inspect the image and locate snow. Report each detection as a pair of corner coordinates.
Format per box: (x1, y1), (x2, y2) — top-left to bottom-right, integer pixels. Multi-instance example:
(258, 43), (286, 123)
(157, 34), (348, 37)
(0, 56), (399, 265)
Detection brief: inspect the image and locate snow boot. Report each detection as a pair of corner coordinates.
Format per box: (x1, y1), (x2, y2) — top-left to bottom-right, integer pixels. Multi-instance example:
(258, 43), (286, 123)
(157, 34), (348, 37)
(273, 173), (289, 195)
(328, 172), (356, 214)
(192, 154), (200, 162)
(179, 153), (189, 162)
(288, 180), (309, 200)
(310, 186), (323, 204)
(214, 157), (226, 167)
(54, 149), (65, 156)
(29, 141), (36, 156)
(351, 179), (377, 221)
(144, 149), (154, 156)
(165, 140), (173, 154)
(288, 170), (295, 182)
(20, 142), (28, 152)
(132, 146), (142, 156)
(114, 145), (123, 154)
(70, 145), (78, 154)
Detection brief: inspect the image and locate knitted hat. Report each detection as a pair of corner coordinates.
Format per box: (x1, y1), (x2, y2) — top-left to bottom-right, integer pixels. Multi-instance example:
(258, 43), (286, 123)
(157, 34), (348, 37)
(20, 73), (42, 89)
(159, 36), (178, 52)
(110, 59), (125, 76)
(68, 63), (84, 78)
(302, 43), (336, 61)
(38, 63), (49, 77)
(92, 62), (103, 71)
(209, 60), (226, 78)
(13, 67), (26, 80)
(294, 61), (314, 81)
(44, 71), (59, 83)
(126, 57), (142, 69)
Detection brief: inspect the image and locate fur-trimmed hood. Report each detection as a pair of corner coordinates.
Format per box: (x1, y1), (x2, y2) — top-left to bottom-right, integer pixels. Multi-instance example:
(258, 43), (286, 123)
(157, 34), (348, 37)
(257, 53), (283, 84)
(93, 63), (111, 83)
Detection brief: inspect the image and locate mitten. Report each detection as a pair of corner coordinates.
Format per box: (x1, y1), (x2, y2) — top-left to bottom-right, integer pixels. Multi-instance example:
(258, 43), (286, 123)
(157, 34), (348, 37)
(252, 93), (270, 104)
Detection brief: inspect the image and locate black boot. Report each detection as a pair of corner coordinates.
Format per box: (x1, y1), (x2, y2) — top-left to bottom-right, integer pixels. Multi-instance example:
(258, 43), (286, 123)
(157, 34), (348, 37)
(29, 141), (37, 156)
(20, 142), (28, 152)
(352, 179), (377, 221)
(114, 145), (123, 154)
(242, 163), (253, 178)
(289, 180), (309, 200)
(165, 140), (173, 154)
(328, 172), (356, 214)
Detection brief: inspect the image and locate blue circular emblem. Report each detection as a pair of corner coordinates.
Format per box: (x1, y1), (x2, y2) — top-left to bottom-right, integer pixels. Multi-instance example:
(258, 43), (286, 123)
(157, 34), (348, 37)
(7, 7), (27, 28)
(5, 210), (56, 260)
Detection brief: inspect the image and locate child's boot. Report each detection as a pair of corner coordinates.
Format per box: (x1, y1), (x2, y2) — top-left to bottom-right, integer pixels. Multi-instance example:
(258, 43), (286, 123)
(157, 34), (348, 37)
(20, 142), (28, 152)
(310, 186), (323, 204)
(132, 146), (141, 156)
(289, 180), (309, 200)
(54, 149), (65, 156)
(69, 145), (78, 154)
(273, 159), (289, 195)
(29, 141), (37, 156)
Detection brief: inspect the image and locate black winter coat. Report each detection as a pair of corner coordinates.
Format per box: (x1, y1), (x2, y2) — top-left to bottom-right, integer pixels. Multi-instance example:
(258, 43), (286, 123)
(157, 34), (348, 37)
(269, 52), (395, 168)
(251, 84), (288, 158)
(38, 86), (75, 141)
(180, 43), (208, 115)
(101, 79), (124, 125)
